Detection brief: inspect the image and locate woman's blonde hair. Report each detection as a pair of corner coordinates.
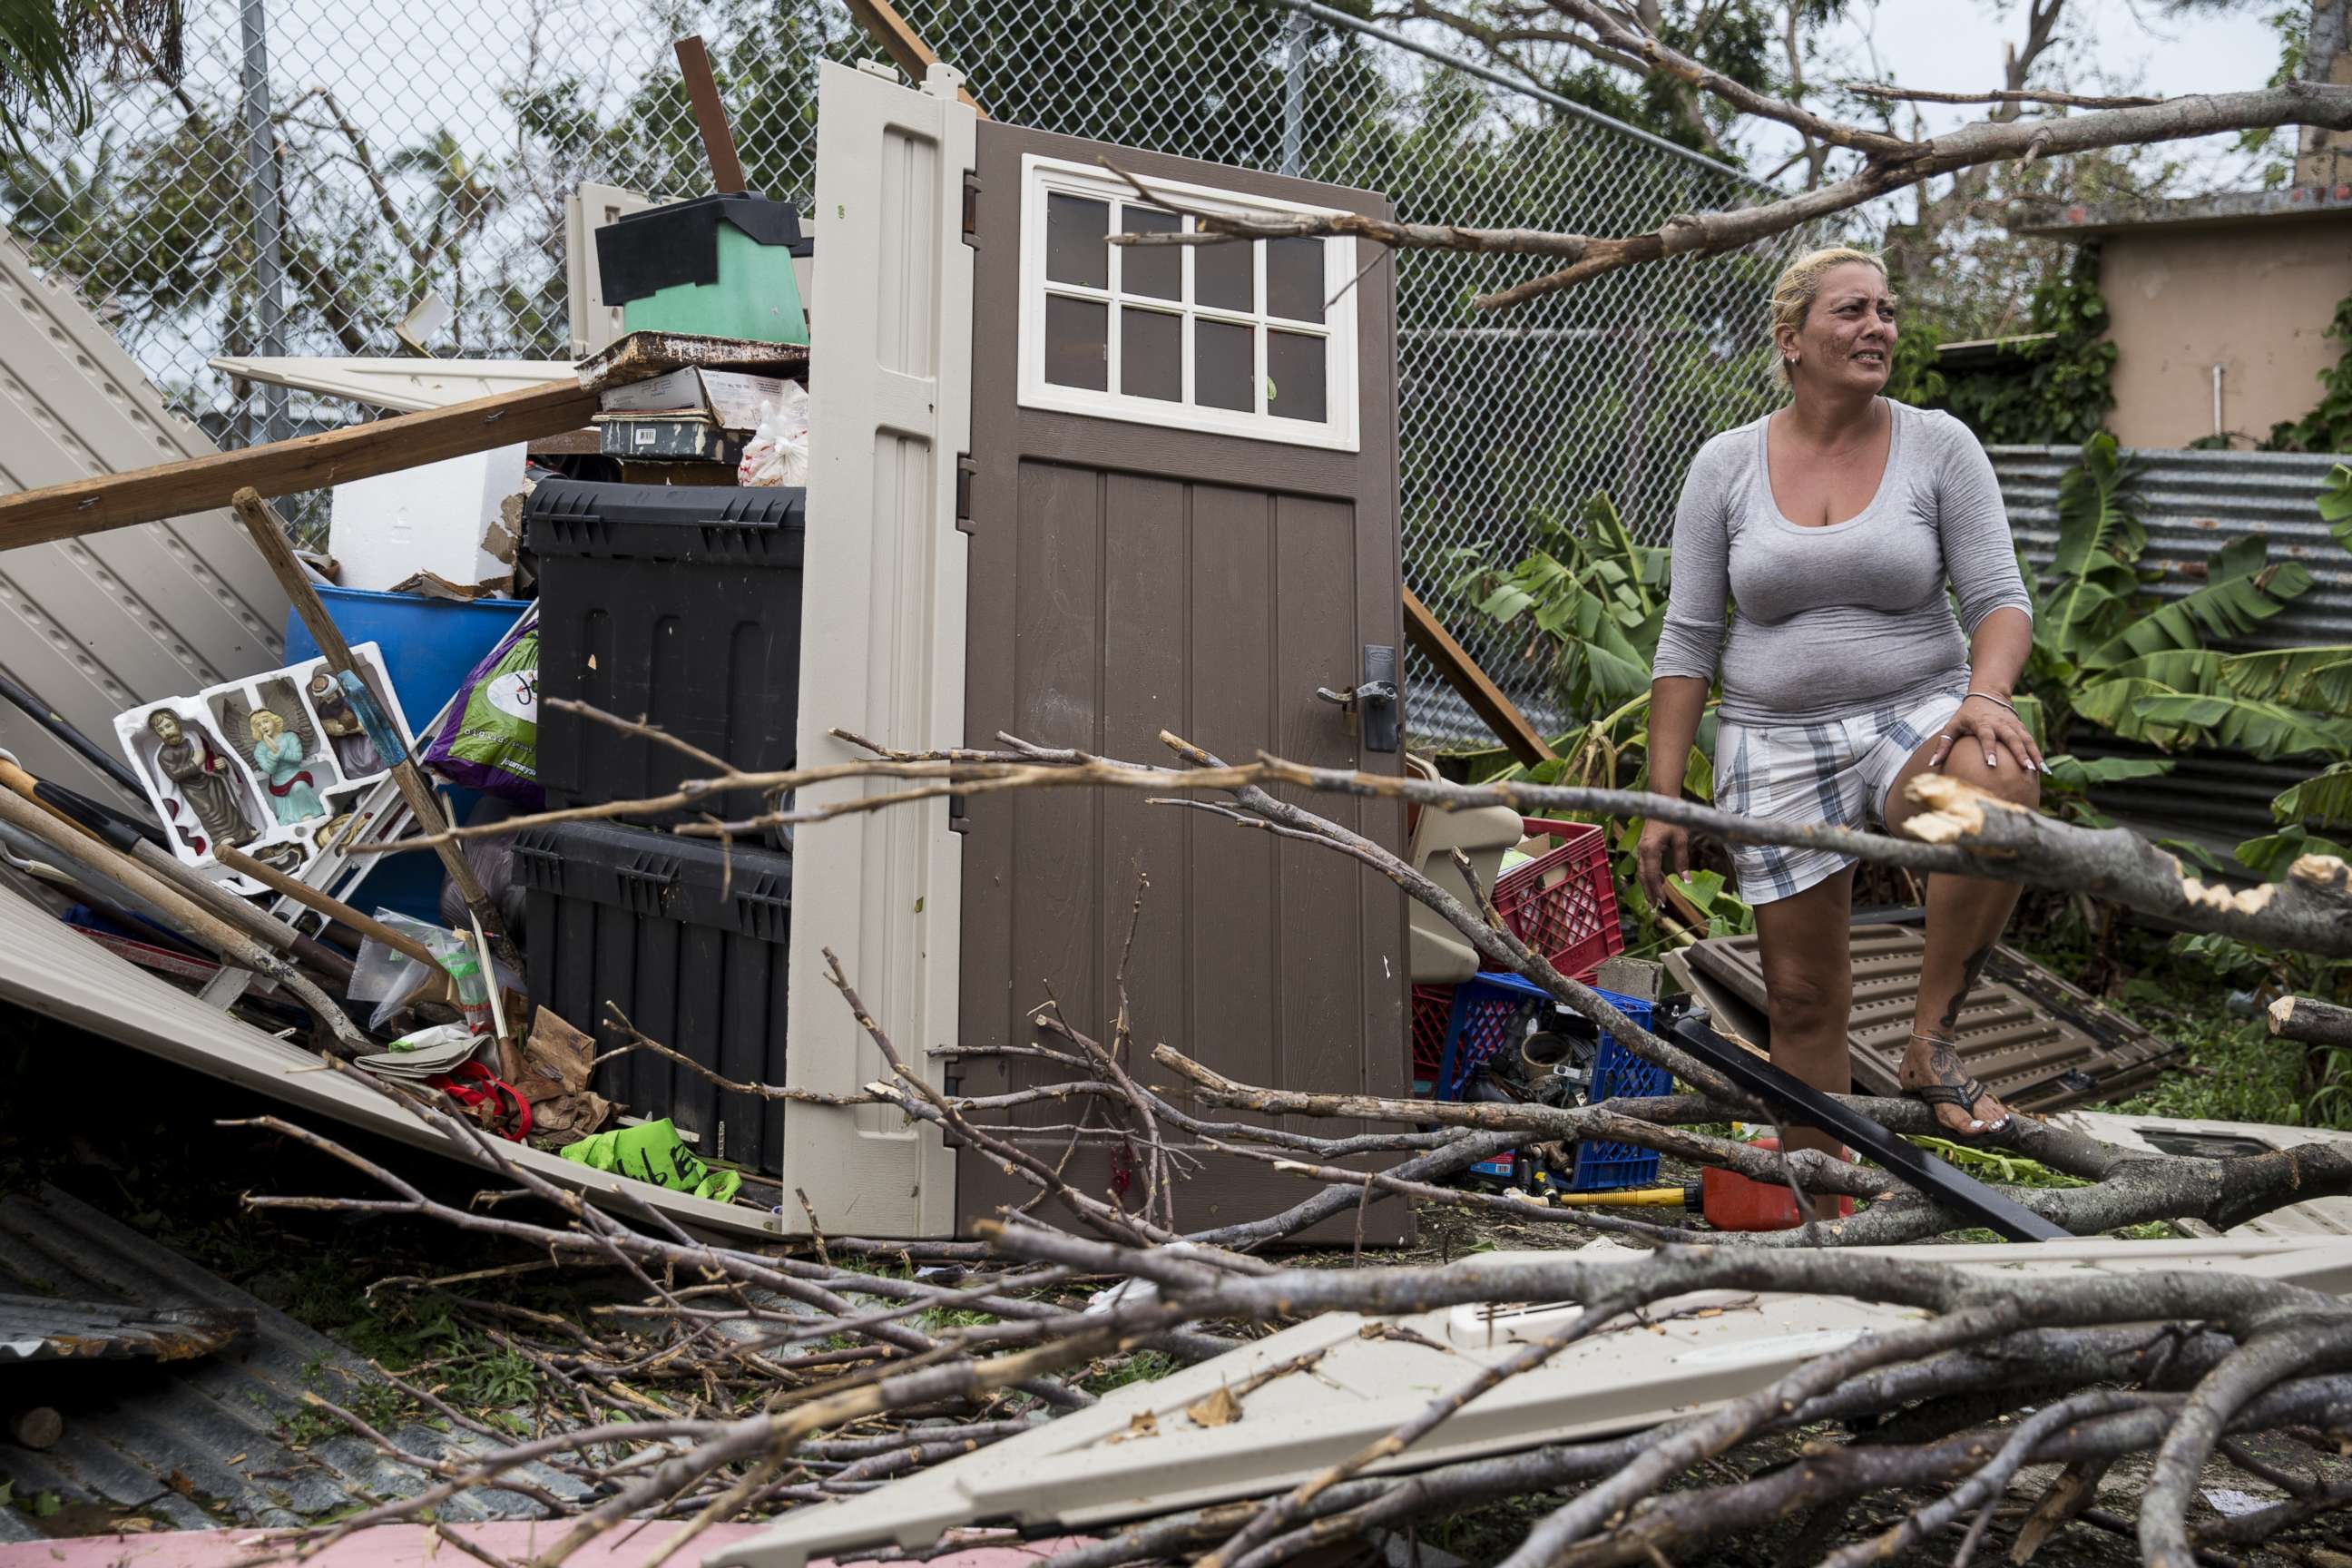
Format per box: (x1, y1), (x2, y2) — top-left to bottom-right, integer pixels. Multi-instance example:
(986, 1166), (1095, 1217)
(1770, 246), (1887, 381)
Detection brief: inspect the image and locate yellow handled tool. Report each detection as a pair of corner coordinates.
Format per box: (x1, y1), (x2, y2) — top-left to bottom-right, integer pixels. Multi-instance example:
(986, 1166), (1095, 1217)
(1552, 1184), (1700, 1210)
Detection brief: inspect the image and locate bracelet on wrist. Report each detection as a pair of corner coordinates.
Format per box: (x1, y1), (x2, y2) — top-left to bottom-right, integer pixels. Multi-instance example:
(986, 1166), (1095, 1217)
(1964, 690), (2018, 716)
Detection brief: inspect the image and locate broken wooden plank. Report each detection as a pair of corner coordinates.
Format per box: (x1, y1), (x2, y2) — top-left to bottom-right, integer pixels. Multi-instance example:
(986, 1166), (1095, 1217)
(675, 35), (750, 192)
(841, 0), (988, 114)
(0, 380), (597, 552)
(1401, 587), (1558, 769)
(573, 329), (808, 391)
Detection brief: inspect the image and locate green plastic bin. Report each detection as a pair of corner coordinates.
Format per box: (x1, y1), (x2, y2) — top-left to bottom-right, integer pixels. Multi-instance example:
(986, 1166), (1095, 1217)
(594, 193), (810, 347)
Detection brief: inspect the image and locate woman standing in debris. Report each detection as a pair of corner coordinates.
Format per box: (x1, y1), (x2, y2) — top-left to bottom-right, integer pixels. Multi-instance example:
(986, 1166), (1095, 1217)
(1638, 246), (2043, 1182)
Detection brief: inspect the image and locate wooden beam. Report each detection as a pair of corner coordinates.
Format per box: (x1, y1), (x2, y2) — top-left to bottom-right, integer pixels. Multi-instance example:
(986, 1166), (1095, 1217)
(1401, 588), (1558, 769)
(840, 0), (988, 115)
(0, 379), (597, 553)
(673, 35), (749, 192)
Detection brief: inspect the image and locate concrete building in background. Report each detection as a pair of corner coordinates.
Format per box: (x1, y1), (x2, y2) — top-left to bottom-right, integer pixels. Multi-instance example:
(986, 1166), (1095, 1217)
(2014, 0), (2352, 450)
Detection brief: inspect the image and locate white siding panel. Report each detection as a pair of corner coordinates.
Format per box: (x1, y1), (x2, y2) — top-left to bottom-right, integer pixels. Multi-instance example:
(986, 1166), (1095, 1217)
(0, 238), (287, 805)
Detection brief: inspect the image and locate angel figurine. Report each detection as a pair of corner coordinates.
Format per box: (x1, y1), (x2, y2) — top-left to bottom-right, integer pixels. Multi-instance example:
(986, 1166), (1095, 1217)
(307, 669), (383, 775)
(144, 709), (259, 849)
(248, 709), (327, 826)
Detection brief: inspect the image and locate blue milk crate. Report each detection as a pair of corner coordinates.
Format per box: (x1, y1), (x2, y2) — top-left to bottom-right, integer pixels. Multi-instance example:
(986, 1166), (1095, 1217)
(1569, 987), (1671, 1192)
(1433, 971), (1553, 1102)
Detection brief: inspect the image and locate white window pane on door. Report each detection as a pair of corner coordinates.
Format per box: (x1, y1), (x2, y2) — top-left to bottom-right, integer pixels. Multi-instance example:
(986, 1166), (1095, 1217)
(1122, 208), (1181, 300)
(1266, 330), (1327, 423)
(1046, 193), (1110, 289)
(1045, 295), (1109, 390)
(1266, 237), (1325, 324)
(1120, 307), (1181, 402)
(1197, 236), (1253, 313)
(1195, 319), (1254, 412)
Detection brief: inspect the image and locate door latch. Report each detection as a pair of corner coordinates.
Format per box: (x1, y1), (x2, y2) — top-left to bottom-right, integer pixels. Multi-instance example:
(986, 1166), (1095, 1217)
(1315, 644), (1401, 753)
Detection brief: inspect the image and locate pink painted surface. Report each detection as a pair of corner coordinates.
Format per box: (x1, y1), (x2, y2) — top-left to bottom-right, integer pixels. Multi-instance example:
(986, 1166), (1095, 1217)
(0, 1526), (1086, 1568)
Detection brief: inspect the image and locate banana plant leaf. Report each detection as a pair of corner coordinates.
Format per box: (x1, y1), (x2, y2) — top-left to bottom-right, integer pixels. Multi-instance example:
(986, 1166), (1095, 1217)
(2237, 824), (2352, 880)
(2042, 754), (2174, 790)
(2129, 693), (2352, 760)
(2271, 763), (2352, 832)
(2044, 434), (2144, 659)
(2220, 646), (2352, 712)
(2079, 556), (2314, 671)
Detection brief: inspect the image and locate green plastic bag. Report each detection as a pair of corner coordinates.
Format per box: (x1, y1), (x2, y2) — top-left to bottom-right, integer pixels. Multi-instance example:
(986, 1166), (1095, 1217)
(425, 619), (540, 806)
(560, 1118), (741, 1203)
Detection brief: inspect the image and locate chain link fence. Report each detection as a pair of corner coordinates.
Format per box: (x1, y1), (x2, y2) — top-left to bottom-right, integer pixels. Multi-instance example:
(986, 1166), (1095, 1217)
(3, 0), (1805, 747)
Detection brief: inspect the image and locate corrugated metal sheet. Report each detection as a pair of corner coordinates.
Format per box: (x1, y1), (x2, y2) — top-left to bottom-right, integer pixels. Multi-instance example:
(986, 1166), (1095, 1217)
(1676, 925), (2180, 1111)
(0, 1292), (246, 1363)
(0, 237), (289, 808)
(1990, 444), (2351, 849)
(1991, 444), (2352, 649)
(0, 1186), (586, 1543)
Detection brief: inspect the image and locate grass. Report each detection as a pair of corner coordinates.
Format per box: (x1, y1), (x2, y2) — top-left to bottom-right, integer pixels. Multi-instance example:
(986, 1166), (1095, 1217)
(2009, 901), (2327, 1131)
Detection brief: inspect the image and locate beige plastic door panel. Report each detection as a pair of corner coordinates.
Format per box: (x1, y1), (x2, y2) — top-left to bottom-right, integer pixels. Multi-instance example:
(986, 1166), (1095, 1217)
(779, 60), (977, 1238)
(564, 182), (654, 359)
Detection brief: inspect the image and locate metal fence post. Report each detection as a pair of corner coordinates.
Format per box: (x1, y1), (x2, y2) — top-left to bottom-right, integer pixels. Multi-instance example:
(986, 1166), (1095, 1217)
(1281, 5), (1307, 177)
(240, 0), (289, 446)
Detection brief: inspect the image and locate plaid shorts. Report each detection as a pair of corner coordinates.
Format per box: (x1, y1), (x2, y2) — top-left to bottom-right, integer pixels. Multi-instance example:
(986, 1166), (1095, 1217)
(1710, 682), (1968, 906)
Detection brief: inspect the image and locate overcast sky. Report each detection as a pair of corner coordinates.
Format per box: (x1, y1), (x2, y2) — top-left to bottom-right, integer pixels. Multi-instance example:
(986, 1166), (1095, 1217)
(1780, 0), (2288, 189)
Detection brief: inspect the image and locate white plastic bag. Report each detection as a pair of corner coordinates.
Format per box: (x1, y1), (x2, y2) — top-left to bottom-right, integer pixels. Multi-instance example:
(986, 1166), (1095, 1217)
(737, 383), (812, 488)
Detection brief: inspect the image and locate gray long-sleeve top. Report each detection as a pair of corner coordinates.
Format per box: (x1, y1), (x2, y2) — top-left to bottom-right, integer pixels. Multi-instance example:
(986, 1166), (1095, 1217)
(1650, 399), (2034, 726)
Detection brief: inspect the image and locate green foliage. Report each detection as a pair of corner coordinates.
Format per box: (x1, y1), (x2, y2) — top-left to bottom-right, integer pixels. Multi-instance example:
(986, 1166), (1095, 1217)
(1930, 245), (2117, 446)
(2238, 761), (2352, 878)
(2262, 297), (2352, 455)
(2235, 5), (2308, 190)
(2020, 440), (2351, 858)
(0, 0), (182, 151)
(1669, 867), (1752, 939)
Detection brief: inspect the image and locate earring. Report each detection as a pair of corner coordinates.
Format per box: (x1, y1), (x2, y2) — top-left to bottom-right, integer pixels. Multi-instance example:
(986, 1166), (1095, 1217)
(1785, 353), (1799, 366)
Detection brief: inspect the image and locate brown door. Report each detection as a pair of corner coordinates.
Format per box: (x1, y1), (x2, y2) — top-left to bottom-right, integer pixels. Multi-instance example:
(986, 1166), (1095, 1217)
(957, 122), (1411, 1240)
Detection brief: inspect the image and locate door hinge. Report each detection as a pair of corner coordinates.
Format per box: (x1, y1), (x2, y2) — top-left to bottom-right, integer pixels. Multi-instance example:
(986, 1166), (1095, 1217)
(961, 172), (982, 248)
(955, 454), (976, 534)
(949, 797), (970, 834)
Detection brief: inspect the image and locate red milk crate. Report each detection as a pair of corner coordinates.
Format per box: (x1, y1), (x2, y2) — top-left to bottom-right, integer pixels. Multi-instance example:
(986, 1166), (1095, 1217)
(1411, 984), (1454, 1084)
(1493, 818), (1623, 983)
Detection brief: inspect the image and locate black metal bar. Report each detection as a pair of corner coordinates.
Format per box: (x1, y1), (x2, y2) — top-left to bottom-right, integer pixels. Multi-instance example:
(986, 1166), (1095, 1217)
(0, 671), (149, 800)
(1671, 1014), (2072, 1243)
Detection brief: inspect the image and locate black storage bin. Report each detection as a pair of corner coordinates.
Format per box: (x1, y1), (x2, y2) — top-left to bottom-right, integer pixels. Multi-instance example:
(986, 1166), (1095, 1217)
(526, 479), (806, 822)
(514, 818), (789, 1176)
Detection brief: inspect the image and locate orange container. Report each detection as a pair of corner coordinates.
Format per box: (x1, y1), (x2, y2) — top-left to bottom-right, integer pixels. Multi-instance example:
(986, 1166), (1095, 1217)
(1700, 1137), (1856, 1230)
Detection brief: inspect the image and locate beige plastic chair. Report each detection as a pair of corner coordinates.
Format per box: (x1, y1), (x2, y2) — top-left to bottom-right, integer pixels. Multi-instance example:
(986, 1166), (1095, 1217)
(1404, 753), (1526, 984)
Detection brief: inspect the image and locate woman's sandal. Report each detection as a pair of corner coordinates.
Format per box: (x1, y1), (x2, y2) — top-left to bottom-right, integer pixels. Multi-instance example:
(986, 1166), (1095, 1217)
(1903, 1031), (2012, 1139)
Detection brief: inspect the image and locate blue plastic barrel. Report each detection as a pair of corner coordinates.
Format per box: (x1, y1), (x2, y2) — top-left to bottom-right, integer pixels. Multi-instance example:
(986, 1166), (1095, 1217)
(284, 587), (530, 922)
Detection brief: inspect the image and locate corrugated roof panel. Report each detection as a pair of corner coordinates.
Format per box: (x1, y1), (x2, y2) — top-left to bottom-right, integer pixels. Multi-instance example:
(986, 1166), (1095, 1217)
(1990, 444), (2350, 848)
(1991, 444), (2352, 650)
(0, 238), (289, 808)
(0, 1186), (588, 1544)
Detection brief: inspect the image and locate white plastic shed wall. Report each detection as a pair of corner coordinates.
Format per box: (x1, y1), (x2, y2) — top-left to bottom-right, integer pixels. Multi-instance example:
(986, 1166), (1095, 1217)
(0, 239), (289, 805)
(779, 62), (976, 1237)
